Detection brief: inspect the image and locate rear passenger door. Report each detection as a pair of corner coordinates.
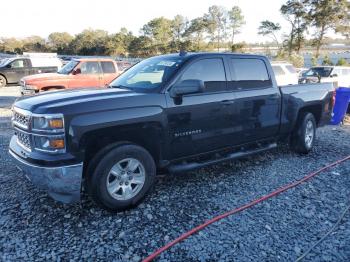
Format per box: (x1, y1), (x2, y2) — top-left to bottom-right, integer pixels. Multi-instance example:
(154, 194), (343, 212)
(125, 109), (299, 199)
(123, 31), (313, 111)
(69, 61), (103, 88)
(227, 57), (281, 144)
(165, 57), (236, 159)
(101, 61), (119, 85)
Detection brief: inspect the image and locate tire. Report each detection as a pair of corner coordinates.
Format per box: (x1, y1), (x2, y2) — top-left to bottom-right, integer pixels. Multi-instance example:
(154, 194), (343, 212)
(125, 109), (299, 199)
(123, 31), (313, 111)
(290, 112), (316, 154)
(0, 75), (7, 88)
(87, 143), (156, 211)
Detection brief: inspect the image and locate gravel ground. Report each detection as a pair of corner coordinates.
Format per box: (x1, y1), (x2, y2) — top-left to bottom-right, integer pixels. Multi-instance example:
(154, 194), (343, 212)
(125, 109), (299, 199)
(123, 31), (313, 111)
(0, 121), (350, 261)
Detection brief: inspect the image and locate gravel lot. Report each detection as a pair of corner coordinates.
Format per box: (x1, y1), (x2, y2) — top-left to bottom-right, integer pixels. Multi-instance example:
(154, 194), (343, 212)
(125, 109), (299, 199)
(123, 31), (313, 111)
(0, 104), (350, 261)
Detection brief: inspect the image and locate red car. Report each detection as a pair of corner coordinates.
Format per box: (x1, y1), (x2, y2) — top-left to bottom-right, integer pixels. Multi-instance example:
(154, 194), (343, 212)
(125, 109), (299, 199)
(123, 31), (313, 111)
(20, 58), (121, 95)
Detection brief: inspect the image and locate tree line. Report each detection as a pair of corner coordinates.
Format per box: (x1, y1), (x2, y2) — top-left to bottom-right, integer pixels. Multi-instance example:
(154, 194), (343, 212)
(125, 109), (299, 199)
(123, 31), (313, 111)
(0, 0), (349, 59)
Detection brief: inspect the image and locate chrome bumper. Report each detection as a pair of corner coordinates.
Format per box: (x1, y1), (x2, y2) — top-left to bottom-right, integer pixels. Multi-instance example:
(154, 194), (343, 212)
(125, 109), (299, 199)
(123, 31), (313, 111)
(9, 150), (83, 204)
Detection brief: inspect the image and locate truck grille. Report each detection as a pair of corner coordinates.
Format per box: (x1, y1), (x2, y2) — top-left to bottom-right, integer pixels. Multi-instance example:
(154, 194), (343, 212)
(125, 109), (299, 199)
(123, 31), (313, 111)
(16, 130), (31, 151)
(13, 108), (31, 130)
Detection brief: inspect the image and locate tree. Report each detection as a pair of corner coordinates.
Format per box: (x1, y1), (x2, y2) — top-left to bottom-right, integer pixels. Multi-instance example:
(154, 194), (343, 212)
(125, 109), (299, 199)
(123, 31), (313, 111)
(304, 0), (349, 57)
(228, 6), (245, 47)
(48, 32), (74, 54)
(106, 28), (134, 56)
(336, 58), (349, 66)
(258, 20), (281, 46)
(70, 29), (109, 55)
(204, 5), (227, 50)
(128, 36), (157, 57)
(183, 17), (207, 51)
(280, 0), (308, 55)
(141, 17), (173, 53)
(0, 37), (24, 53)
(22, 36), (48, 52)
(171, 15), (188, 50)
(322, 54), (333, 65)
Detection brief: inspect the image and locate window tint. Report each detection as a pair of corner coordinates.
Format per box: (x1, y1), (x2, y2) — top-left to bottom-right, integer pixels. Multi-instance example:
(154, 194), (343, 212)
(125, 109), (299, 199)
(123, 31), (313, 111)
(101, 61), (116, 73)
(272, 65), (285, 76)
(80, 62), (101, 74)
(11, 59), (25, 68)
(180, 58), (226, 92)
(230, 58), (271, 89)
(286, 65), (296, 73)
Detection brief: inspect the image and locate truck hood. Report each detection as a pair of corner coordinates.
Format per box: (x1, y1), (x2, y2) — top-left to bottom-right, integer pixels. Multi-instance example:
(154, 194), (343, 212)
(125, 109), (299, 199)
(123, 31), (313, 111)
(14, 88), (144, 114)
(22, 73), (65, 82)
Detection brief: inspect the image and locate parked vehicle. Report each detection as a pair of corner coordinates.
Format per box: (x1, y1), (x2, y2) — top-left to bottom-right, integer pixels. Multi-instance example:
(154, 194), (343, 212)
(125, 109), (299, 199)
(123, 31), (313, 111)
(0, 55), (61, 88)
(20, 58), (121, 95)
(299, 66), (350, 87)
(9, 53), (335, 211)
(271, 62), (299, 86)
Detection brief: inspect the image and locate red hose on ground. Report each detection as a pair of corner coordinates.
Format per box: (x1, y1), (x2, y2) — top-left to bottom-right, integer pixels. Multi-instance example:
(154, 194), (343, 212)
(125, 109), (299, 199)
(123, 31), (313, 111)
(143, 155), (350, 262)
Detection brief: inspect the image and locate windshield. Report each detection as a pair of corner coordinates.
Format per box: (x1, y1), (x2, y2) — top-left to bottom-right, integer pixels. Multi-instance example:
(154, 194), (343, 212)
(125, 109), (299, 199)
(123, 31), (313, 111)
(110, 56), (184, 91)
(0, 58), (11, 67)
(58, 60), (79, 74)
(304, 67), (333, 78)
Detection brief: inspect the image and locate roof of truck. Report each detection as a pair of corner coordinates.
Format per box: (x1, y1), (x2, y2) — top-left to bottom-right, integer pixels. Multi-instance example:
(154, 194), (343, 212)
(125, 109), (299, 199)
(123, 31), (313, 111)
(73, 58), (115, 62)
(155, 52), (268, 60)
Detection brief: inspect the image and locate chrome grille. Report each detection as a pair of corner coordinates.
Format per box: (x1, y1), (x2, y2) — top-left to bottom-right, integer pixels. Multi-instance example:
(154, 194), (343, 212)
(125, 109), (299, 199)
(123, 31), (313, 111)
(13, 108), (31, 130)
(16, 130), (31, 151)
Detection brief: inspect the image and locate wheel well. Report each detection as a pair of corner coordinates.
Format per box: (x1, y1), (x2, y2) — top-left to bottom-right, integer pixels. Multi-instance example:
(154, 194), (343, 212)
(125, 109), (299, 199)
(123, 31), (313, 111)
(81, 123), (162, 173)
(42, 86), (66, 91)
(0, 74), (7, 82)
(297, 104), (322, 126)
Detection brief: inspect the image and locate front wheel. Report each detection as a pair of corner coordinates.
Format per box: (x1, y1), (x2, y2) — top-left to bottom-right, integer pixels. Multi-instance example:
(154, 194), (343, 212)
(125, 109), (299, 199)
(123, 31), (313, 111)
(87, 143), (156, 211)
(0, 75), (7, 88)
(290, 112), (316, 154)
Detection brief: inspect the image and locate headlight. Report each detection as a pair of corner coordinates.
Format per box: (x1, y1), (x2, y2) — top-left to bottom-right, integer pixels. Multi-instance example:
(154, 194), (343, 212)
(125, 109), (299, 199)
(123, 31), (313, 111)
(32, 115), (64, 132)
(23, 85), (38, 90)
(33, 135), (65, 153)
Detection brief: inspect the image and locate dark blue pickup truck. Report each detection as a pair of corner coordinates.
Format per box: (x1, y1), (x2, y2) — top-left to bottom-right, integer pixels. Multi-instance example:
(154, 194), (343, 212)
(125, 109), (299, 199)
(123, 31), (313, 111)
(9, 52), (335, 211)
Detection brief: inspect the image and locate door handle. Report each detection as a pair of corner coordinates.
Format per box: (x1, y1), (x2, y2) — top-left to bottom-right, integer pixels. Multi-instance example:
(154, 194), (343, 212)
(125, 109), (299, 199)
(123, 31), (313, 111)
(221, 100), (235, 105)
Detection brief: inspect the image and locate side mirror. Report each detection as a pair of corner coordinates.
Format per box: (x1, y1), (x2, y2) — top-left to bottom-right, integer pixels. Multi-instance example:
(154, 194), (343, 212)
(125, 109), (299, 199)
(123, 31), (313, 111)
(170, 80), (204, 97)
(331, 73), (338, 78)
(6, 64), (11, 68)
(72, 68), (81, 75)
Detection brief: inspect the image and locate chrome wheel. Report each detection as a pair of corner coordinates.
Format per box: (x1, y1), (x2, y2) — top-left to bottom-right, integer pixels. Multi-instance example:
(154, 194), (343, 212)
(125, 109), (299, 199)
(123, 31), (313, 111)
(106, 158), (146, 200)
(305, 120), (314, 148)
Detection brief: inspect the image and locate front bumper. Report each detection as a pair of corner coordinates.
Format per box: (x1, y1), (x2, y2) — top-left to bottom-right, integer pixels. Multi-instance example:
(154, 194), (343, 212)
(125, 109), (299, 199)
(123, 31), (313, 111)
(9, 150), (83, 204)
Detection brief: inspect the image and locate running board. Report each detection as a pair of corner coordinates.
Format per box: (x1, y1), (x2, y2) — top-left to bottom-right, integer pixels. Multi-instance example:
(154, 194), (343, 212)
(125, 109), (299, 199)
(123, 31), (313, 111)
(168, 142), (277, 174)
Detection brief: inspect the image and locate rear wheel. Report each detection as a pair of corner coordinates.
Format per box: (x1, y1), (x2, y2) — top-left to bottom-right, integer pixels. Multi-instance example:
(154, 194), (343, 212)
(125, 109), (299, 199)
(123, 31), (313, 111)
(87, 143), (156, 211)
(0, 75), (7, 88)
(290, 112), (316, 154)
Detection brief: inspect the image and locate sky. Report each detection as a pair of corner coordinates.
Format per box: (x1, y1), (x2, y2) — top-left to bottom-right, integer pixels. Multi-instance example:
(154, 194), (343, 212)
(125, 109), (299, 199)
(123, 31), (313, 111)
(0, 0), (308, 43)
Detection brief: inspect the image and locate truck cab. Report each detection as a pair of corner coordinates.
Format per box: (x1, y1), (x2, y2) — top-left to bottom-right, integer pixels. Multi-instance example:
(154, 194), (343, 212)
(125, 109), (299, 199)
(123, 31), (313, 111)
(20, 58), (121, 95)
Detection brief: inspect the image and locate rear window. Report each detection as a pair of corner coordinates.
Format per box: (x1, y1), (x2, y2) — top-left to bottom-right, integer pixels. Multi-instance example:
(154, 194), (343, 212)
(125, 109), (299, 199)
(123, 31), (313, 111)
(286, 65), (296, 74)
(272, 65), (285, 76)
(101, 61), (116, 73)
(230, 58), (271, 89)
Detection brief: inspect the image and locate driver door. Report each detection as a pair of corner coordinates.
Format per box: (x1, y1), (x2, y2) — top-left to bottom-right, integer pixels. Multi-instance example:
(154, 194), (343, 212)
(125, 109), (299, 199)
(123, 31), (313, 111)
(165, 57), (235, 160)
(68, 61), (103, 88)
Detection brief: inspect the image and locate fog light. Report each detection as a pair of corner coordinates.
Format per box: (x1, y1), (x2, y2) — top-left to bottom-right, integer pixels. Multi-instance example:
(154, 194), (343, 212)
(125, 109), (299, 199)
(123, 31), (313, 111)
(49, 139), (65, 149)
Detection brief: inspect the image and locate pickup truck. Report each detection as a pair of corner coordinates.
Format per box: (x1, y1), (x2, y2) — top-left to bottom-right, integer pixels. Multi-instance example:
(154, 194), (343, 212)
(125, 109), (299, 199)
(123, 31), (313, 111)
(0, 57), (60, 87)
(9, 52), (335, 211)
(20, 58), (121, 95)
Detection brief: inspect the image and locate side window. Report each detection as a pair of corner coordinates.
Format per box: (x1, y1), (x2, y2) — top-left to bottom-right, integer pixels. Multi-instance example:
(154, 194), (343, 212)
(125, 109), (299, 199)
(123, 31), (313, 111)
(101, 61), (116, 74)
(10, 59), (25, 68)
(80, 62), (101, 74)
(180, 58), (226, 92)
(230, 58), (271, 89)
(272, 65), (285, 76)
